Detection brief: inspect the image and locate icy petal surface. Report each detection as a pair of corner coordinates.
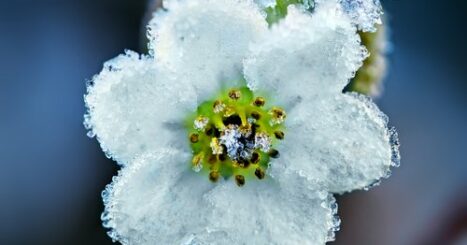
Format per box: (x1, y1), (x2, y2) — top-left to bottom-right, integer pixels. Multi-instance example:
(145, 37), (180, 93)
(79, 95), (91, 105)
(244, 3), (366, 106)
(85, 51), (197, 165)
(102, 149), (216, 245)
(148, 0), (267, 98)
(204, 178), (340, 244)
(317, 0), (383, 32)
(254, 0), (276, 8)
(271, 93), (400, 193)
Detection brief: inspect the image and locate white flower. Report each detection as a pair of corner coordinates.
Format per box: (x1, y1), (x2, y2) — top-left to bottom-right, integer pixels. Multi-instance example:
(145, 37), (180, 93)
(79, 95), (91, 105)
(84, 0), (400, 244)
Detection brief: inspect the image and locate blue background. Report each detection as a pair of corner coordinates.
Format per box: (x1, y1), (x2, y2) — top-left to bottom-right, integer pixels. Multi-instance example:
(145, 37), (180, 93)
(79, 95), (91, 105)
(0, 0), (465, 244)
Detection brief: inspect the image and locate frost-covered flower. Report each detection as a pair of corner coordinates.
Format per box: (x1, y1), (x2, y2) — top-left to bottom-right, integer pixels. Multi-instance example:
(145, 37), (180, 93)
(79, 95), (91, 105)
(84, 0), (400, 244)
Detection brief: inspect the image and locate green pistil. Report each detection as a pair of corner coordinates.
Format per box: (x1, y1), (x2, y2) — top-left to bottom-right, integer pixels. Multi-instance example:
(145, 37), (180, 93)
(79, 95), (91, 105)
(185, 81), (286, 187)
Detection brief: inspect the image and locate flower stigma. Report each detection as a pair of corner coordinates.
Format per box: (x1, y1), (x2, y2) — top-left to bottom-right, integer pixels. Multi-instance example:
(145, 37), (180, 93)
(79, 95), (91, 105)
(186, 82), (286, 187)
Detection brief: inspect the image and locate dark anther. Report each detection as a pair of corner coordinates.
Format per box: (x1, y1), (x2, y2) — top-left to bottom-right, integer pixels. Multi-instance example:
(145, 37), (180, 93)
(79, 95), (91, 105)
(228, 89), (241, 100)
(254, 97), (265, 107)
(255, 168), (265, 180)
(274, 131), (285, 140)
(213, 127), (221, 138)
(223, 115), (242, 126)
(237, 159), (250, 168)
(251, 111), (261, 120)
(205, 126), (214, 136)
(190, 133), (199, 143)
(235, 175), (245, 187)
(209, 171), (220, 182)
(219, 145), (228, 161)
(268, 149), (280, 159)
(251, 152), (260, 164)
(208, 154), (217, 164)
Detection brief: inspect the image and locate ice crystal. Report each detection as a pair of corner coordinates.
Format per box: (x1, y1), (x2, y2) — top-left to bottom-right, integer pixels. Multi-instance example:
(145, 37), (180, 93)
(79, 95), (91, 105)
(85, 0), (399, 244)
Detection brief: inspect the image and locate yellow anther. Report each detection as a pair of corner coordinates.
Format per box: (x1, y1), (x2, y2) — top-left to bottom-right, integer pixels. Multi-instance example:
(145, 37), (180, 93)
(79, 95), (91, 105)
(228, 89), (241, 100)
(192, 152), (204, 172)
(269, 107), (286, 125)
(209, 171), (220, 182)
(190, 133), (199, 143)
(194, 116), (209, 130)
(210, 137), (223, 155)
(254, 97), (266, 107)
(213, 100), (226, 113)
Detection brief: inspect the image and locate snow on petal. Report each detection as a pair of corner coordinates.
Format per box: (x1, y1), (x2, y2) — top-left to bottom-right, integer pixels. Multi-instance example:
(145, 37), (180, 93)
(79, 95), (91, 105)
(204, 178), (340, 244)
(102, 149), (216, 245)
(244, 3), (367, 107)
(271, 93), (400, 193)
(148, 0), (267, 99)
(85, 51), (197, 165)
(321, 0), (384, 32)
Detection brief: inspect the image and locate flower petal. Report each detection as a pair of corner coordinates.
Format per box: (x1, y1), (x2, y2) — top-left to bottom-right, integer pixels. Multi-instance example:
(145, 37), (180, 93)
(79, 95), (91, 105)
(102, 149), (216, 245)
(148, 0), (268, 98)
(203, 178), (340, 244)
(271, 93), (400, 193)
(244, 3), (367, 106)
(318, 0), (384, 32)
(85, 51), (197, 165)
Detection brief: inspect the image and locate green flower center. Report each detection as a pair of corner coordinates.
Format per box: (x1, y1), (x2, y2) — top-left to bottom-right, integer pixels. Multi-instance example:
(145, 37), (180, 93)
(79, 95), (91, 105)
(185, 83), (286, 187)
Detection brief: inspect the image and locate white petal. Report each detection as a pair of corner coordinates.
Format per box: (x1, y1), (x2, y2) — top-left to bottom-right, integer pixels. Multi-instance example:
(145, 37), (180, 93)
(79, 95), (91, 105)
(148, 0), (267, 98)
(244, 4), (367, 107)
(85, 51), (197, 165)
(317, 0), (383, 32)
(271, 93), (400, 193)
(254, 0), (276, 8)
(204, 179), (340, 244)
(102, 149), (216, 245)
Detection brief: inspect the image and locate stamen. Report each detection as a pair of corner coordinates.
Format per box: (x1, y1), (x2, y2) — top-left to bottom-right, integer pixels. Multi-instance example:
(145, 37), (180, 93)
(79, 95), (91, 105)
(228, 89), (241, 100)
(255, 168), (265, 179)
(254, 132), (272, 152)
(268, 149), (280, 159)
(192, 152), (204, 172)
(274, 131), (285, 140)
(194, 116), (209, 131)
(254, 97), (266, 107)
(251, 111), (261, 120)
(269, 107), (286, 125)
(213, 100), (226, 113)
(208, 154), (217, 164)
(205, 126), (214, 136)
(190, 133), (199, 143)
(210, 137), (223, 155)
(235, 175), (245, 187)
(251, 152), (260, 164)
(209, 171), (220, 182)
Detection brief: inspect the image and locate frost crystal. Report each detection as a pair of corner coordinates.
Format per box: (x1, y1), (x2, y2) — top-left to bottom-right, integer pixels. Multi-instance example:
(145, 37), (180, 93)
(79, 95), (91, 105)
(147, 0), (267, 98)
(84, 51), (197, 165)
(271, 93), (400, 193)
(88, 0), (398, 243)
(244, 3), (367, 105)
(194, 116), (209, 131)
(316, 0), (383, 32)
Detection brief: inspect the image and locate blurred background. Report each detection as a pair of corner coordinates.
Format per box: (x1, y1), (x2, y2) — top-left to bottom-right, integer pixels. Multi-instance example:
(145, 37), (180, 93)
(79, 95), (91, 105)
(0, 0), (465, 244)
